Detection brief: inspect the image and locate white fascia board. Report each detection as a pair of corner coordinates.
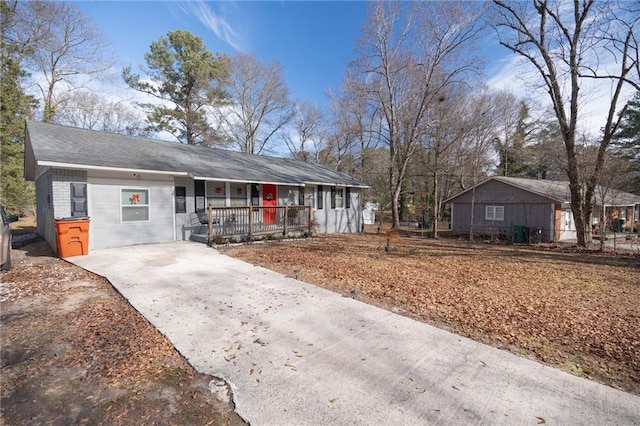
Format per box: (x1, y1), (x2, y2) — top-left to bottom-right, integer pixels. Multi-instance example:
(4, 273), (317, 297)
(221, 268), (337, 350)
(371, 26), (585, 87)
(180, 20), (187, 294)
(37, 161), (189, 177)
(192, 176), (303, 186)
(304, 181), (370, 189)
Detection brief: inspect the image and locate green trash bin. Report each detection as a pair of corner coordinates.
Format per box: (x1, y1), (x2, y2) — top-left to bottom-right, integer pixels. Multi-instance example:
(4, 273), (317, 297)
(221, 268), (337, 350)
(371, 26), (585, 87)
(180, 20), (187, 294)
(513, 225), (526, 243)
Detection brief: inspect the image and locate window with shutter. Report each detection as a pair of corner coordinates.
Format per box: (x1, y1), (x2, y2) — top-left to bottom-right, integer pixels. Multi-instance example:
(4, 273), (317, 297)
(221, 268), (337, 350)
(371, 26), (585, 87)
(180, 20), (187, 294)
(70, 183), (87, 217)
(194, 180), (205, 211)
(175, 186), (186, 213)
(317, 185), (324, 210)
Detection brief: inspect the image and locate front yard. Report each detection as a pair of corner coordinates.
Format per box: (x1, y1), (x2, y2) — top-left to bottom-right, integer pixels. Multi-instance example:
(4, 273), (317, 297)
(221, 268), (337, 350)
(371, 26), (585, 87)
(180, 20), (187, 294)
(225, 233), (640, 395)
(1, 238), (244, 425)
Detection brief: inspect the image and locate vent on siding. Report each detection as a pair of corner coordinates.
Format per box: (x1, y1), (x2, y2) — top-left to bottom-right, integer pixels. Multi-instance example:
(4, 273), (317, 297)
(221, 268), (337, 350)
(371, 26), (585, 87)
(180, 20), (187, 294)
(70, 183), (87, 217)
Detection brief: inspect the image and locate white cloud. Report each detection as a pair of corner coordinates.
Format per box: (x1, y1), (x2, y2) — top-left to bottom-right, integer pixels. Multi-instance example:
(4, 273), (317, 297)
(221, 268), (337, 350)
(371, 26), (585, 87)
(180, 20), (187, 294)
(180, 0), (244, 52)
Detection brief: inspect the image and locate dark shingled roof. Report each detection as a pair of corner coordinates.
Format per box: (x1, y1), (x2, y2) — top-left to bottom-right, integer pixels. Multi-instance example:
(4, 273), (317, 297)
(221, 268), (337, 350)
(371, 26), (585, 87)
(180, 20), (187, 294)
(445, 176), (640, 206)
(25, 120), (368, 187)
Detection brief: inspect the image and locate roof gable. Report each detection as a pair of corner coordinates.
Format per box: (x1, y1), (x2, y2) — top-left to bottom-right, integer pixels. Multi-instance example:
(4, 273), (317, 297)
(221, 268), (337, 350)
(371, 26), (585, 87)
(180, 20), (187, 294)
(444, 176), (640, 206)
(25, 121), (368, 187)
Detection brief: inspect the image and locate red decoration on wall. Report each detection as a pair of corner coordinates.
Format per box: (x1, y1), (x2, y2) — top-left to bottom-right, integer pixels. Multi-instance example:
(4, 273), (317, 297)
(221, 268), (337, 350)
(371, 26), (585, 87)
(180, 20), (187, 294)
(215, 187), (222, 194)
(237, 187), (243, 194)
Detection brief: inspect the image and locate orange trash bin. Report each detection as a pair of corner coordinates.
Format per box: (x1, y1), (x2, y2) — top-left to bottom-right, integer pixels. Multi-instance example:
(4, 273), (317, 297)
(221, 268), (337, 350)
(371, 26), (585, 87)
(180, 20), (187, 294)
(54, 217), (90, 257)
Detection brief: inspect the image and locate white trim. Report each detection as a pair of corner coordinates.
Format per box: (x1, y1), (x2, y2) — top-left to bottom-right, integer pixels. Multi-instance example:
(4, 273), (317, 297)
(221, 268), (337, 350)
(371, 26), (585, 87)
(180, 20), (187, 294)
(332, 186), (345, 210)
(35, 162), (368, 189)
(193, 176), (301, 186)
(304, 181), (370, 189)
(87, 183), (93, 249)
(120, 187), (151, 223)
(171, 186), (176, 242)
(485, 205), (504, 221)
(38, 161), (189, 177)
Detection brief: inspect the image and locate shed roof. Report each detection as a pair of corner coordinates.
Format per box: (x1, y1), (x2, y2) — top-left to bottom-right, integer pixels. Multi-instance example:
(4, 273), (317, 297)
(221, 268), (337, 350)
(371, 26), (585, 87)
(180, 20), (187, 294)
(24, 121), (368, 188)
(444, 176), (640, 207)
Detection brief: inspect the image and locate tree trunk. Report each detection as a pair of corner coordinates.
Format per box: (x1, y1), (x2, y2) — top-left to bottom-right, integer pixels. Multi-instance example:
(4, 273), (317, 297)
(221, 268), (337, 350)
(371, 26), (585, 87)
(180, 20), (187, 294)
(390, 160), (401, 229)
(599, 204), (607, 252)
(43, 82), (55, 123)
(432, 169), (439, 239)
(469, 185), (476, 242)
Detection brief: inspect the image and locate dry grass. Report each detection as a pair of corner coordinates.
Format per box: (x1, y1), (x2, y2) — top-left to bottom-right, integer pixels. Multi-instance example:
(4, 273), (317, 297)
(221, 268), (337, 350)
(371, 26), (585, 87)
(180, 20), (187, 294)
(225, 233), (640, 395)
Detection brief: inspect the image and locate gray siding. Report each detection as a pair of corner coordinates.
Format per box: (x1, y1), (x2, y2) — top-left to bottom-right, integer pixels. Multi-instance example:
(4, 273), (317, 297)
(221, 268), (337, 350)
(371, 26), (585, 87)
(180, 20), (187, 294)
(451, 202), (555, 242)
(88, 177), (174, 249)
(35, 168), (55, 250)
(35, 168), (87, 252)
(452, 180), (553, 204)
(174, 177), (196, 241)
(449, 181), (557, 242)
(313, 187), (362, 233)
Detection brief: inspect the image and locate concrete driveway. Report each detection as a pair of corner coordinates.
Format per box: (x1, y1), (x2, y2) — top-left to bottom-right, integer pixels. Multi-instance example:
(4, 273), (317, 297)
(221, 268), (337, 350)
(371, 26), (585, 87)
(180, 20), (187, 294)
(69, 241), (640, 425)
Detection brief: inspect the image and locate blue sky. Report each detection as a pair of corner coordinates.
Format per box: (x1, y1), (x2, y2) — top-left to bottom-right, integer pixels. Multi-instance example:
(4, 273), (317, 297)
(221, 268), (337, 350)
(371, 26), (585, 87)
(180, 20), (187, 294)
(76, 0), (371, 107)
(76, 1), (511, 106)
(73, 0), (632, 137)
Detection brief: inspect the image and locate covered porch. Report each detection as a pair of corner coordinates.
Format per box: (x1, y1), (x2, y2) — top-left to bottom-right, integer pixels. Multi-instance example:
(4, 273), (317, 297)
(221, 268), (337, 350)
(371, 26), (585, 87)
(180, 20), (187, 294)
(190, 205), (313, 244)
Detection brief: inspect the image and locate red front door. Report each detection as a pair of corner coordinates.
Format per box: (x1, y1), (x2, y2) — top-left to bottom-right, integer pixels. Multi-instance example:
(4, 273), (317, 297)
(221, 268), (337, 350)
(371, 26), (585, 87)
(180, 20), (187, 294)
(262, 184), (277, 224)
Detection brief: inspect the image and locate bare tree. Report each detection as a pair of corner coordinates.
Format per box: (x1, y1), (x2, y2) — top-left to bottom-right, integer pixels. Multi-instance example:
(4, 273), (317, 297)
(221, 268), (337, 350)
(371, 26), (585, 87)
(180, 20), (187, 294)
(421, 85), (470, 238)
(326, 72), (382, 181)
(450, 89), (504, 240)
(55, 91), (150, 136)
(493, 0), (640, 247)
(17, 1), (113, 123)
(216, 53), (293, 154)
(591, 152), (628, 252)
(282, 101), (325, 162)
(352, 1), (486, 229)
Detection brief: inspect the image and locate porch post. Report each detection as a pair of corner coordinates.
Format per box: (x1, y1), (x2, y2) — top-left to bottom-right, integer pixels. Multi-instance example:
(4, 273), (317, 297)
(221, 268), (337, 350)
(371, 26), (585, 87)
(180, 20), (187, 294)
(207, 205), (213, 245)
(283, 206), (288, 235)
(308, 206), (312, 235)
(248, 206), (253, 240)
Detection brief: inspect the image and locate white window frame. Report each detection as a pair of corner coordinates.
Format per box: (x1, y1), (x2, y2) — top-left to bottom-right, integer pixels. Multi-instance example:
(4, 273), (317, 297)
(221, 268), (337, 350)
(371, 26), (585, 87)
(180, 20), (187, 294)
(332, 186), (345, 210)
(229, 182), (247, 207)
(206, 181), (226, 207)
(304, 187), (315, 209)
(121, 187), (151, 223)
(485, 205), (504, 221)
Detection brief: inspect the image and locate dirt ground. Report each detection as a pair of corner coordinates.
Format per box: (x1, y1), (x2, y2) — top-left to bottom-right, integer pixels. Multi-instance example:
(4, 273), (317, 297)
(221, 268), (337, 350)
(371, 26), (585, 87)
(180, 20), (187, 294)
(1, 237), (245, 425)
(224, 232), (640, 396)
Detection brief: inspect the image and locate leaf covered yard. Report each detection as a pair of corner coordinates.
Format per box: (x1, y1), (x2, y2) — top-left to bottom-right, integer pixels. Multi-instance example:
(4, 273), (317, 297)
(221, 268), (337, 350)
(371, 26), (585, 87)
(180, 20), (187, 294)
(225, 234), (640, 395)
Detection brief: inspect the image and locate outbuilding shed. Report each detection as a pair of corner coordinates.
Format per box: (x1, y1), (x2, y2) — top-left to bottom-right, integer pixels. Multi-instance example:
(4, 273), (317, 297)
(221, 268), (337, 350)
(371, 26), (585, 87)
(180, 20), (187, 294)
(444, 176), (640, 242)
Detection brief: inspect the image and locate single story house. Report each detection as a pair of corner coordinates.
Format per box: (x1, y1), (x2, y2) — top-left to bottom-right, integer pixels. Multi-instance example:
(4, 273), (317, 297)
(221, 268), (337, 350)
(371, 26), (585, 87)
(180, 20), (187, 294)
(444, 176), (640, 242)
(24, 121), (368, 253)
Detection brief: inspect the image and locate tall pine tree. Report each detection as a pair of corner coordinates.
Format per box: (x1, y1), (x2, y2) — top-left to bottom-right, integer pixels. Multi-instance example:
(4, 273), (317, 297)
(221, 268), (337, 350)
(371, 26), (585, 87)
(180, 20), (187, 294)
(496, 101), (536, 177)
(123, 30), (229, 146)
(1, 0), (38, 214)
(611, 92), (640, 194)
